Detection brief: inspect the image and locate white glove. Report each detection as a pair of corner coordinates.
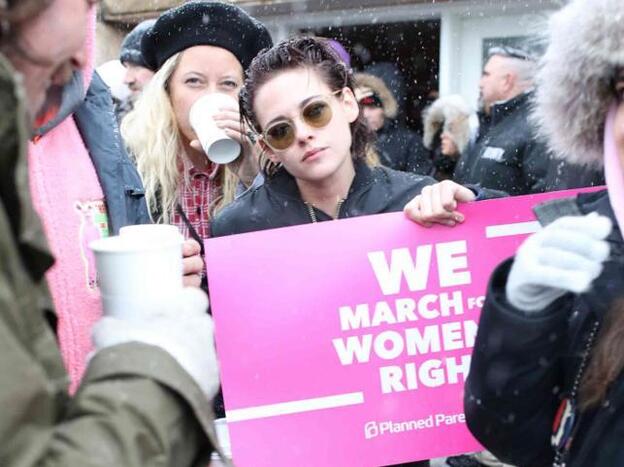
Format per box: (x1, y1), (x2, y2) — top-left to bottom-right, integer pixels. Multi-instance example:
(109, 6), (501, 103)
(506, 213), (612, 313)
(92, 287), (220, 399)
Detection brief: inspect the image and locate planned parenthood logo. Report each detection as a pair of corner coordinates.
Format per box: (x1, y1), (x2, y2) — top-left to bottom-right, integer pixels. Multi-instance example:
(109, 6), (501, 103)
(364, 413), (465, 439)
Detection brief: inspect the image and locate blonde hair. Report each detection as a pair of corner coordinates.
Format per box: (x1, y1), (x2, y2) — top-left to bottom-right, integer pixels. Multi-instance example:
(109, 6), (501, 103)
(121, 52), (239, 224)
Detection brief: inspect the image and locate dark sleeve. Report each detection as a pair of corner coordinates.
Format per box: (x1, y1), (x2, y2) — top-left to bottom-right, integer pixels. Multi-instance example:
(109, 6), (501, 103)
(74, 72), (152, 232)
(522, 137), (551, 194)
(404, 132), (434, 176)
(211, 199), (255, 238)
(465, 258), (574, 467)
(543, 158), (606, 191)
(463, 184), (509, 200)
(211, 206), (241, 238)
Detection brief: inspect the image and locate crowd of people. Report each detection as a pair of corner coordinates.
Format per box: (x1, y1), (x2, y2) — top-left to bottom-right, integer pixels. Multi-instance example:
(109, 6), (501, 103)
(0, 0), (622, 466)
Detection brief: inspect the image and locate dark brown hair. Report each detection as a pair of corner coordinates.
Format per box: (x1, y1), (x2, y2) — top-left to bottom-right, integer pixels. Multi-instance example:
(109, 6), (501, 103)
(239, 36), (373, 175)
(579, 299), (624, 410)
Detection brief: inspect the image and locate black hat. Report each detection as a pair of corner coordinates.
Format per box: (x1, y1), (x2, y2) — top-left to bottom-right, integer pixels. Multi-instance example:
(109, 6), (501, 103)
(120, 19), (156, 67)
(141, 2), (273, 72)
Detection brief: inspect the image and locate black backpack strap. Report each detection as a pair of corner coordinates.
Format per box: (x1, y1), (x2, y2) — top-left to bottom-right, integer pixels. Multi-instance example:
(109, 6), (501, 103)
(175, 203), (209, 294)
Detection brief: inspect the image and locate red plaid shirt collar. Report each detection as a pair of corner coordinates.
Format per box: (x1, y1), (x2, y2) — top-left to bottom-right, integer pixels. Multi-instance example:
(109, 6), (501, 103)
(172, 158), (220, 241)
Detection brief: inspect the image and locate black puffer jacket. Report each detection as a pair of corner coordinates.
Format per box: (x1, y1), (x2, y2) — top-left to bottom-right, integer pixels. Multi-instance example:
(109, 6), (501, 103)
(453, 92), (549, 196)
(212, 161), (437, 236)
(375, 121), (433, 176)
(465, 190), (624, 467)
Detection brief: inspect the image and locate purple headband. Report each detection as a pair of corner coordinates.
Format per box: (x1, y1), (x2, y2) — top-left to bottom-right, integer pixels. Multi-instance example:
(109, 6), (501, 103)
(327, 39), (351, 67)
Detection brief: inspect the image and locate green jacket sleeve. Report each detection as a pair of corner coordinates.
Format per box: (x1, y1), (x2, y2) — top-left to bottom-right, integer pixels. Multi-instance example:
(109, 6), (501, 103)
(48, 343), (221, 467)
(0, 300), (222, 467)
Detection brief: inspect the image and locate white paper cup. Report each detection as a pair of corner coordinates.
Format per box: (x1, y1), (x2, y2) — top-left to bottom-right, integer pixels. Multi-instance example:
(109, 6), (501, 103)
(189, 93), (241, 165)
(90, 234), (183, 318)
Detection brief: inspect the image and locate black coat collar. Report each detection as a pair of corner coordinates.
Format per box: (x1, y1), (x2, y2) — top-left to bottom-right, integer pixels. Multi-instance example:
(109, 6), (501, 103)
(490, 90), (532, 123)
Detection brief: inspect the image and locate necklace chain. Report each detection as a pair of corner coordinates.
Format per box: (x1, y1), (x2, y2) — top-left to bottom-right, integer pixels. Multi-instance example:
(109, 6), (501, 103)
(552, 319), (600, 467)
(305, 198), (345, 223)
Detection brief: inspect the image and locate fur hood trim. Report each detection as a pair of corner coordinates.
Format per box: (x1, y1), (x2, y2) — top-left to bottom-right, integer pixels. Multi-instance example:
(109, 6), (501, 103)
(532, 0), (624, 167)
(422, 94), (472, 152)
(354, 73), (398, 119)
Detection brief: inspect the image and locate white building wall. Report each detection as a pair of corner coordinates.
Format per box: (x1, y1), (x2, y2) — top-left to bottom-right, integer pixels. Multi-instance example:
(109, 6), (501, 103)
(256, 0), (557, 110)
(440, 8), (555, 108)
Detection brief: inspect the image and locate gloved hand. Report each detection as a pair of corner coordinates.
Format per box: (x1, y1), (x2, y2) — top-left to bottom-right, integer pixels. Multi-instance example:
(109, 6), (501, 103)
(92, 287), (220, 399)
(506, 213), (612, 313)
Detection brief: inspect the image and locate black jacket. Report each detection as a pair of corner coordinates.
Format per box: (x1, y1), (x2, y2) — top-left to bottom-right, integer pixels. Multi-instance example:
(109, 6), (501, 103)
(375, 121), (433, 176)
(543, 157), (605, 191)
(74, 73), (151, 233)
(465, 190), (624, 467)
(453, 92), (549, 195)
(212, 161), (437, 236)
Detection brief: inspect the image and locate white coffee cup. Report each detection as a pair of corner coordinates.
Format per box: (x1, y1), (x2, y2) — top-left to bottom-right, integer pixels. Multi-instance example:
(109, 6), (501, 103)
(90, 233), (183, 318)
(189, 93), (242, 165)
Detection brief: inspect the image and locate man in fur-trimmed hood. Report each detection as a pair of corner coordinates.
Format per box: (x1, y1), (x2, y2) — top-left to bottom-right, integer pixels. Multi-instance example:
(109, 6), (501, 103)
(354, 72), (432, 175)
(453, 46), (550, 195)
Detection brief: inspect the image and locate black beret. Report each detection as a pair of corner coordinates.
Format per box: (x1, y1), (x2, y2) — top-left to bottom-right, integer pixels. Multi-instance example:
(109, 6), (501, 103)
(120, 19), (156, 67)
(141, 1), (273, 72)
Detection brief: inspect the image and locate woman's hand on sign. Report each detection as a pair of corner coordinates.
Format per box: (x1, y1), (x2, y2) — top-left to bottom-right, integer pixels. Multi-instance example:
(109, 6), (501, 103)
(403, 180), (475, 228)
(182, 238), (204, 288)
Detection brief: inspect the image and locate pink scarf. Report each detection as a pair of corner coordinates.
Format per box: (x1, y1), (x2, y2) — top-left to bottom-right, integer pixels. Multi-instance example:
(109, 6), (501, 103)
(28, 8), (104, 393)
(604, 103), (624, 233)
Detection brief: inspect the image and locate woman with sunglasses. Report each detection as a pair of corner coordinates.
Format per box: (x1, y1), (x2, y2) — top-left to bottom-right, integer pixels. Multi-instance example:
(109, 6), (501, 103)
(465, 1), (624, 466)
(212, 37), (499, 238)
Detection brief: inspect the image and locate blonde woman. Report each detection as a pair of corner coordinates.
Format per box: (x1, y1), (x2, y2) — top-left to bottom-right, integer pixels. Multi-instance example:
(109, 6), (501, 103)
(121, 2), (271, 255)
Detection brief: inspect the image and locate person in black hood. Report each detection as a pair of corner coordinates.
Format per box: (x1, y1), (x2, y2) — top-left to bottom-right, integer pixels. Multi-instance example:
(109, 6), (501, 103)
(212, 37), (504, 240)
(354, 72), (433, 175)
(453, 46), (550, 196)
(465, 1), (624, 466)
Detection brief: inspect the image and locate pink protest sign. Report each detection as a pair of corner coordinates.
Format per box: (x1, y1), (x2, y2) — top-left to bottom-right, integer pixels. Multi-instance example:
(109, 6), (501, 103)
(205, 188), (599, 467)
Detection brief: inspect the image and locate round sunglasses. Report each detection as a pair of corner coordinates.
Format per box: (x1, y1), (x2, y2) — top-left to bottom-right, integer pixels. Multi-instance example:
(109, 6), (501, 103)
(260, 90), (342, 152)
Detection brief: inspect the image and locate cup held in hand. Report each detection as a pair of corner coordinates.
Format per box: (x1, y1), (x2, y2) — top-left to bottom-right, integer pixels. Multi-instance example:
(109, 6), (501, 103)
(90, 231), (184, 318)
(190, 93), (242, 165)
